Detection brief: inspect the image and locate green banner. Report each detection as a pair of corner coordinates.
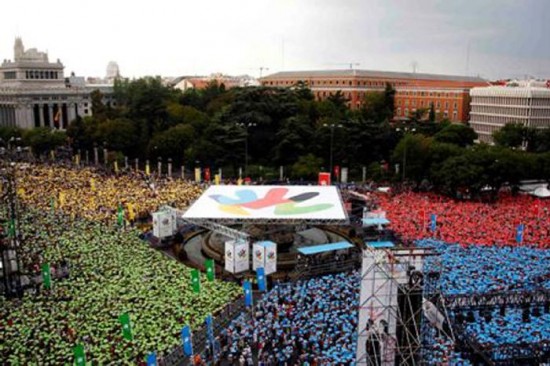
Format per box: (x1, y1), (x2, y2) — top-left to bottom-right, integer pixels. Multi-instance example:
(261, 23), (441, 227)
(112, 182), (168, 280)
(41, 263), (51, 289)
(191, 269), (201, 293)
(205, 259), (215, 282)
(118, 312), (133, 341)
(73, 344), (86, 366)
(117, 205), (124, 226)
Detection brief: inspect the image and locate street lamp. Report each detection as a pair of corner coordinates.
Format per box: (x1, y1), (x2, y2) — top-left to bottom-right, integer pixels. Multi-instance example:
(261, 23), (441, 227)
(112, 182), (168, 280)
(395, 127), (416, 181)
(236, 122), (256, 177)
(323, 123), (343, 179)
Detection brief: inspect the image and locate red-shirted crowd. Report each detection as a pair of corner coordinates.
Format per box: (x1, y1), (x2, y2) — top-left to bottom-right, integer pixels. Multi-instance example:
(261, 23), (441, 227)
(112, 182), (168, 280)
(378, 192), (550, 248)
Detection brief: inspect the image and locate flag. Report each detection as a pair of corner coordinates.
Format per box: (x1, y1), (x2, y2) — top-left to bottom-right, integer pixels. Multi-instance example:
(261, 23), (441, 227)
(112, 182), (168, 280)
(119, 312), (133, 341)
(73, 344), (86, 366)
(54, 108), (61, 125)
(145, 162), (150, 176)
(243, 280), (253, 307)
(114, 161), (119, 173)
(191, 269), (201, 293)
(146, 352), (157, 366)
(204, 167), (211, 182)
(181, 325), (193, 356)
(7, 218), (15, 238)
(214, 174), (221, 185)
(318, 172), (331, 186)
(117, 204), (124, 226)
(237, 178), (243, 186)
(50, 196), (56, 214)
(42, 263), (51, 289)
(430, 214), (437, 232)
(90, 178), (96, 192)
(205, 259), (215, 282)
(205, 314), (214, 347)
(127, 203), (136, 221)
(257, 267), (266, 292)
(194, 168), (201, 183)
(59, 192), (66, 208)
(516, 224), (525, 244)
(334, 165), (340, 180)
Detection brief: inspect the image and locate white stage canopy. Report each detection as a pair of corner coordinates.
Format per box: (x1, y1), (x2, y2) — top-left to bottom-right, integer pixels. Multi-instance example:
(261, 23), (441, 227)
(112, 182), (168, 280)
(183, 185), (348, 225)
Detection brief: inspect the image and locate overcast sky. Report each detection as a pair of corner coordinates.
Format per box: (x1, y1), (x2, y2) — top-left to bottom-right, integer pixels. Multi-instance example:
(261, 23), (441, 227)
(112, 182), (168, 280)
(1, 0), (548, 80)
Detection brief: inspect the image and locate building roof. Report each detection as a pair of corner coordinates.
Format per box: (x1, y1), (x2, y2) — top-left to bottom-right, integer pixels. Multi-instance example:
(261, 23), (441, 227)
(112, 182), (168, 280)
(470, 85), (550, 98)
(262, 69), (486, 83)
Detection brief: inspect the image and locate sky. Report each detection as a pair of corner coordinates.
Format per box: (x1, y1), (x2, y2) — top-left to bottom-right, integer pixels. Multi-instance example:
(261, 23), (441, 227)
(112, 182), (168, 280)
(1, 0), (548, 80)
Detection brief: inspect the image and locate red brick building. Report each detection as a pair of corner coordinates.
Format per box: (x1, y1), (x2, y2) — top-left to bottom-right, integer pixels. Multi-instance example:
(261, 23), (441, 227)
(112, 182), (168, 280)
(260, 70), (488, 123)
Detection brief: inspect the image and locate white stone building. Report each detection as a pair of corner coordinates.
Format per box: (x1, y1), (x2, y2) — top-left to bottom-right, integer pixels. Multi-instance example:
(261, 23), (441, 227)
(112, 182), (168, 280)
(0, 38), (113, 130)
(469, 80), (550, 143)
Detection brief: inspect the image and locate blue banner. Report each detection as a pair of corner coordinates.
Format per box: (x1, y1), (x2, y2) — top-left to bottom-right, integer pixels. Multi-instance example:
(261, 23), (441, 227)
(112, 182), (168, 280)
(181, 325), (193, 356)
(257, 267), (266, 292)
(205, 314), (214, 347)
(516, 224), (524, 243)
(243, 280), (253, 307)
(146, 352), (157, 366)
(430, 214), (437, 232)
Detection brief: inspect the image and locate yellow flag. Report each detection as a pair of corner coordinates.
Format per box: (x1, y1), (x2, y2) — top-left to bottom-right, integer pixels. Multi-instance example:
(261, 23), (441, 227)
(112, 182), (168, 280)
(145, 163), (150, 176)
(114, 161), (119, 173)
(59, 192), (66, 208)
(127, 203), (135, 221)
(214, 174), (220, 185)
(237, 178), (243, 186)
(194, 168), (201, 183)
(17, 187), (26, 198)
(90, 178), (96, 192)
(75, 155), (80, 165)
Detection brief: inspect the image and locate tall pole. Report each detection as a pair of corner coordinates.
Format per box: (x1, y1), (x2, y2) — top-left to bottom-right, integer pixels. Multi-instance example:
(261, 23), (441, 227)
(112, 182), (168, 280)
(329, 125), (334, 178)
(244, 127), (248, 178)
(402, 143), (407, 181)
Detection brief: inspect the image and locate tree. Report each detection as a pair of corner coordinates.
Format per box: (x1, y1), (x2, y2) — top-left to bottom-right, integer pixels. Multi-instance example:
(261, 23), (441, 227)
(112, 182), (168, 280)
(493, 123), (526, 148)
(96, 118), (138, 156)
(22, 128), (66, 156)
(291, 154), (323, 180)
(428, 102), (435, 122)
(392, 134), (433, 182)
(434, 123), (478, 147)
(148, 124), (195, 164)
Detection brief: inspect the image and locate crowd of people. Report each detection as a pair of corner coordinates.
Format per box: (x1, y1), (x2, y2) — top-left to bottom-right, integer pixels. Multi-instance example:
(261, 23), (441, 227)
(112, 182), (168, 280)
(216, 272), (359, 365)
(420, 239), (550, 295)
(2, 163), (241, 363)
(378, 191), (550, 248)
(13, 163), (203, 225)
(420, 239), (550, 363)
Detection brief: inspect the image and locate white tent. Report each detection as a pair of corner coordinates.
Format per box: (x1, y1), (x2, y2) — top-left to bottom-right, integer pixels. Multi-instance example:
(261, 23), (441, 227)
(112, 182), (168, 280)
(532, 186), (550, 198)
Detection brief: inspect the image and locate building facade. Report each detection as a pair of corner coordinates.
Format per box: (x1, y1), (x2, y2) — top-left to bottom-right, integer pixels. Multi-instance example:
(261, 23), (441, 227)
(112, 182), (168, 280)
(0, 38), (113, 130)
(260, 70), (487, 123)
(469, 80), (550, 143)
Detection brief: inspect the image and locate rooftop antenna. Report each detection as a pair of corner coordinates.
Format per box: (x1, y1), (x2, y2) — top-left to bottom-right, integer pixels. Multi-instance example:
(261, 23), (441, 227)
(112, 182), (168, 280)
(411, 60), (418, 74)
(465, 40), (471, 77)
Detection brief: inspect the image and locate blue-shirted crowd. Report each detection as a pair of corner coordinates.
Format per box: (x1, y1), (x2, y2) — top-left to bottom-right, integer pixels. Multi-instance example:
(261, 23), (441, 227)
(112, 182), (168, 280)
(216, 272), (359, 365)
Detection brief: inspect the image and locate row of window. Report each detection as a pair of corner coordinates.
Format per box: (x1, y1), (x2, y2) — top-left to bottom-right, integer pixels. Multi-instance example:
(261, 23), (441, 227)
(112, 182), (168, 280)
(472, 96), (531, 106)
(397, 99), (459, 109)
(3, 71), (16, 79)
(266, 79), (408, 88)
(26, 70), (60, 80)
(470, 115), (527, 125)
(399, 91), (462, 98)
(471, 106), (531, 117)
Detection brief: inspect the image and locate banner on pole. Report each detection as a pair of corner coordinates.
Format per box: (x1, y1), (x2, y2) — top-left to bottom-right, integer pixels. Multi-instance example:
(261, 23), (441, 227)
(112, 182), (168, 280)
(516, 224), (524, 243)
(243, 280), (253, 307)
(181, 326), (193, 356)
(257, 267), (266, 292)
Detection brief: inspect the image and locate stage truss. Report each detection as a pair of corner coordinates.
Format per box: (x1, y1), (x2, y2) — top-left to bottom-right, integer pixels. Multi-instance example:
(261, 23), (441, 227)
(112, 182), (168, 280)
(356, 246), (454, 366)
